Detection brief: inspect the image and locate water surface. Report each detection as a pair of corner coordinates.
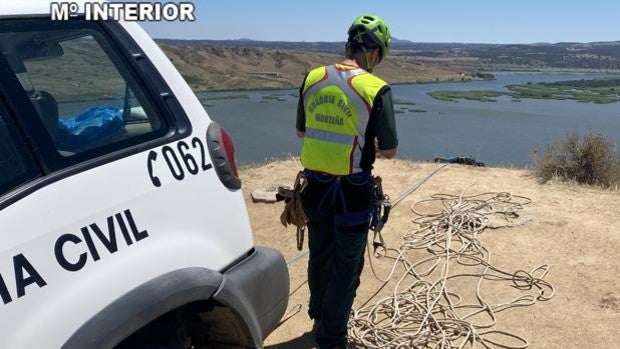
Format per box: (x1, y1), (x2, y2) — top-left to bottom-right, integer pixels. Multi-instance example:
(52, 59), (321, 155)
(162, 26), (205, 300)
(199, 72), (620, 168)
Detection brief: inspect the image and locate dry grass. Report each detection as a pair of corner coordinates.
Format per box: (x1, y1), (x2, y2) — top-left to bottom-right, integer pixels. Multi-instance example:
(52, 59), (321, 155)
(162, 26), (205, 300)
(243, 159), (620, 349)
(532, 132), (620, 189)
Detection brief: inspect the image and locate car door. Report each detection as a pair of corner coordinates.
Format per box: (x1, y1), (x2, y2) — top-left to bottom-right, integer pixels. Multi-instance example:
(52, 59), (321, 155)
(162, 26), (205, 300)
(0, 18), (252, 349)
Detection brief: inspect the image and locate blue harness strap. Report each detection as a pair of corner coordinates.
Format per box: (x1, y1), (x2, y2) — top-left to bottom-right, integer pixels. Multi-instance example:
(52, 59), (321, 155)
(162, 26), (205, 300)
(303, 169), (373, 227)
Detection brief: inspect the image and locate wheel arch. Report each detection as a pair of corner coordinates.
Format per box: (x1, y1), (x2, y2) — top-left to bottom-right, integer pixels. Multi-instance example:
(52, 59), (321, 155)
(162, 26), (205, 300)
(61, 267), (223, 349)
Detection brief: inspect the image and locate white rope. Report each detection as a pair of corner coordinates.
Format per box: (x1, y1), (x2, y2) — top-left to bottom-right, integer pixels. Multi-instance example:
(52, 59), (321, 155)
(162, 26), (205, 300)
(349, 191), (555, 349)
(390, 163), (450, 207)
(287, 250), (309, 265)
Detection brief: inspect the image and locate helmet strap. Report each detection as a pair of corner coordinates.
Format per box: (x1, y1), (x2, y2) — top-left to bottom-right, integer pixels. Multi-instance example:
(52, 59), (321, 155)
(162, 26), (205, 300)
(348, 31), (379, 72)
(360, 46), (374, 73)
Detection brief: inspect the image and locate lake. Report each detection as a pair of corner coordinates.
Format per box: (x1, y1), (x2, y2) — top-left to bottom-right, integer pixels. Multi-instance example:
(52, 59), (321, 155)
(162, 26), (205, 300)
(198, 72), (620, 168)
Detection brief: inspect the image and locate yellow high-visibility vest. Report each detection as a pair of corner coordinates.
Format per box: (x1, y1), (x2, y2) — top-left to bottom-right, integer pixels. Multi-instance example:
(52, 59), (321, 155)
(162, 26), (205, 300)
(301, 64), (387, 175)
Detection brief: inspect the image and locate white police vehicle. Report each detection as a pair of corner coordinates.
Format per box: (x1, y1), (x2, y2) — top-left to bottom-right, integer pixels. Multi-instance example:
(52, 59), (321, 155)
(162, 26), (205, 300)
(0, 1), (289, 348)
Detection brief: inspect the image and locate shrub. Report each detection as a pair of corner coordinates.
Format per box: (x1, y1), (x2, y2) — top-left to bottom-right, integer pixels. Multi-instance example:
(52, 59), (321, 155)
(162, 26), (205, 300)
(532, 132), (620, 188)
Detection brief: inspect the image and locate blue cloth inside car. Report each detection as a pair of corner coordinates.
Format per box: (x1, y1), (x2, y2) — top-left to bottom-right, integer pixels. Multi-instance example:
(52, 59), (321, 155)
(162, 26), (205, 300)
(56, 106), (124, 152)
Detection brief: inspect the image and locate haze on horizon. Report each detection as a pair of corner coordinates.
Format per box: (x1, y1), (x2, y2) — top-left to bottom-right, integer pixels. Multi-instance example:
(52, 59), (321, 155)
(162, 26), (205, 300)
(137, 0), (620, 45)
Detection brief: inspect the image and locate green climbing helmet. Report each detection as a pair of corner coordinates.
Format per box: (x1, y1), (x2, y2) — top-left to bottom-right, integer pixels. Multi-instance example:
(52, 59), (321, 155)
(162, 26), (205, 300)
(348, 14), (391, 62)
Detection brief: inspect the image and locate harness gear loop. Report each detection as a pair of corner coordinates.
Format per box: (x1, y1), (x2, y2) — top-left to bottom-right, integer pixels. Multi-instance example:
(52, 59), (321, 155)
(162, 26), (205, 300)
(369, 176), (391, 254)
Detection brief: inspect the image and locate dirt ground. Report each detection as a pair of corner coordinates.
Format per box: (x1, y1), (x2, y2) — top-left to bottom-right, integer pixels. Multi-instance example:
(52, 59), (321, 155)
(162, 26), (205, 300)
(240, 158), (619, 349)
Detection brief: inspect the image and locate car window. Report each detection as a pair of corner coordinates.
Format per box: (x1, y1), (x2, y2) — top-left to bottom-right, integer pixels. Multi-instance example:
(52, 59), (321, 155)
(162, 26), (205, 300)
(0, 26), (165, 157)
(0, 103), (41, 196)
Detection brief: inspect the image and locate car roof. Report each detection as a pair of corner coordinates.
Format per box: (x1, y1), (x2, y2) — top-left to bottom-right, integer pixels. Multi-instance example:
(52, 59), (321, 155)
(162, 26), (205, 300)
(0, 0), (105, 16)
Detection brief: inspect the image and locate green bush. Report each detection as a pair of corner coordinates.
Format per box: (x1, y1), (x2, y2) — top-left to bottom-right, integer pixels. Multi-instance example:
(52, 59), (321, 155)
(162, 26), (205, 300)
(532, 132), (620, 188)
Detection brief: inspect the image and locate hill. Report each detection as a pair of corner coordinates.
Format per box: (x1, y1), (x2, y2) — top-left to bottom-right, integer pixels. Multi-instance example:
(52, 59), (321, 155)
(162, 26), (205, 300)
(158, 39), (620, 74)
(158, 44), (476, 91)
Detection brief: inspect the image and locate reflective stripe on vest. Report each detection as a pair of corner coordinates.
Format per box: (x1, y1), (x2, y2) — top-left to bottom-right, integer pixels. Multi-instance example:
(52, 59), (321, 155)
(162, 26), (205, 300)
(305, 128), (356, 145)
(300, 64), (386, 175)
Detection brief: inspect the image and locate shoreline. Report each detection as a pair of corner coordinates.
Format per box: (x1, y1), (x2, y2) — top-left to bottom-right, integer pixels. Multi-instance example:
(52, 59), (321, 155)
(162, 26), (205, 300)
(483, 67), (620, 74)
(191, 69), (620, 94)
(237, 156), (533, 172)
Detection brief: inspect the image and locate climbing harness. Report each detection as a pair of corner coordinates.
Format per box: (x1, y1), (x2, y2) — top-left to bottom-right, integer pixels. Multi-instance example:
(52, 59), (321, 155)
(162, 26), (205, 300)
(285, 164), (450, 263)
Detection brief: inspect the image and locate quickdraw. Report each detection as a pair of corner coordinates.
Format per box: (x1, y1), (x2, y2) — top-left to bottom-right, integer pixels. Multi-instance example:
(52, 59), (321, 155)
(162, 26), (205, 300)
(296, 226), (305, 251)
(369, 176), (391, 253)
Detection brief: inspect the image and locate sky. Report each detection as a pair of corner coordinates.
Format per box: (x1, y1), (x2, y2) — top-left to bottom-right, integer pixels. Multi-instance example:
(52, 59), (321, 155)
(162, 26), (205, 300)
(136, 0), (620, 44)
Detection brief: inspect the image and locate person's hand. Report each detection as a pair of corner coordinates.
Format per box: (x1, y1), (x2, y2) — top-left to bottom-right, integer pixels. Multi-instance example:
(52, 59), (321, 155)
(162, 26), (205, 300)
(379, 148), (396, 159)
(297, 130), (305, 138)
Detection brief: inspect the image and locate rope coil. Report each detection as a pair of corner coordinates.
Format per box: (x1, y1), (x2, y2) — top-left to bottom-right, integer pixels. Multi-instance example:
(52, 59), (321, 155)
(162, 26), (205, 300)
(349, 191), (555, 349)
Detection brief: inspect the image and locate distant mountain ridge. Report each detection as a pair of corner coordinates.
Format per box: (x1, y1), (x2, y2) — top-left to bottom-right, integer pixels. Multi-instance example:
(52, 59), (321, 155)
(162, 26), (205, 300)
(157, 44), (470, 91)
(156, 38), (620, 70)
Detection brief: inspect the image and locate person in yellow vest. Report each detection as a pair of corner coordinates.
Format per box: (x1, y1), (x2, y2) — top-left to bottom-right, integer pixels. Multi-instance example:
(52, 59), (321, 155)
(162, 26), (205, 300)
(295, 14), (398, 349)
